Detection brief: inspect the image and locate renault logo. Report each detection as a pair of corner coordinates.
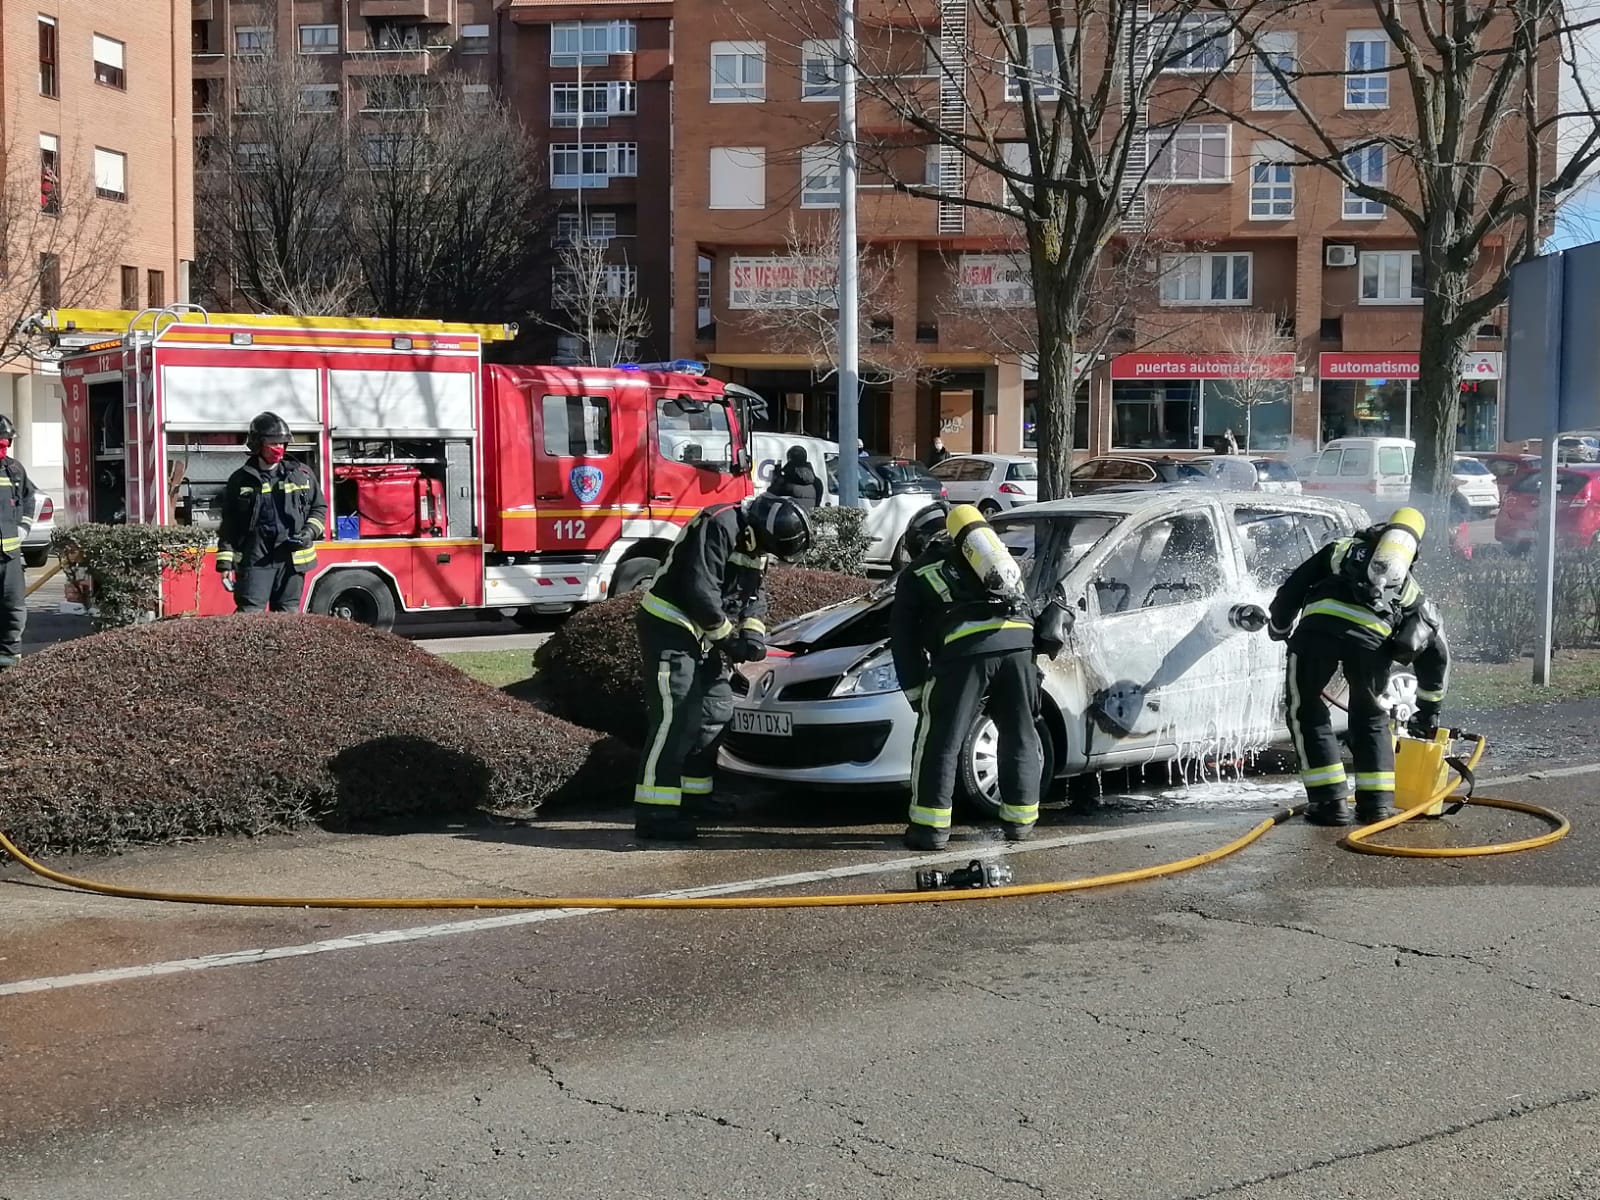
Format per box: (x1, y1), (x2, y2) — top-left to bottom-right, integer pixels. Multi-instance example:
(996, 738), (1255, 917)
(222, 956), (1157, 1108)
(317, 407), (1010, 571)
(756, 670), (776, 699)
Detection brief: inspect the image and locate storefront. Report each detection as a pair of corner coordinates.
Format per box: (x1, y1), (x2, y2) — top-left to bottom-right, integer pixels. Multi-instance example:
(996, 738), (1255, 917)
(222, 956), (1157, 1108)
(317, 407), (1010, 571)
(1108, 352), (1297, 453)
(1317, 352), (1501, 451)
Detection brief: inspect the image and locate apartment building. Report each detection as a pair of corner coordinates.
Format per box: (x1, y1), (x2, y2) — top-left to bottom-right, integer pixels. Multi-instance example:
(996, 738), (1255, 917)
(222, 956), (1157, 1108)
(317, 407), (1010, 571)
(672, 5), (1520, 459)
(0, 2), (193, 494)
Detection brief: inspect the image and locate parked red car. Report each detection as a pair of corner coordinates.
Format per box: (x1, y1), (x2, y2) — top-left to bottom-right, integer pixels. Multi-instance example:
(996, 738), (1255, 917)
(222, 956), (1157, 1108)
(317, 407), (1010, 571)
(1471, 452), (1541, 496)
(1496, 464), (1600, 551)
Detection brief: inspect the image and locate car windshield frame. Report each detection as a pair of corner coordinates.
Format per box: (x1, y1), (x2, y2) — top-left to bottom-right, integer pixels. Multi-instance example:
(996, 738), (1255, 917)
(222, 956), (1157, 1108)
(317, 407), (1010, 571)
(992, 509), (1126, 597)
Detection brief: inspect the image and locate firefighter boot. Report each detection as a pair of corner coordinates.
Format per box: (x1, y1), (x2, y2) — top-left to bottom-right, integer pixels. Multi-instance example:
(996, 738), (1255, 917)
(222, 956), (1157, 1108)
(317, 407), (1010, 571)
(1303, 797), (1352, 827)
(1356, 796), (1396, 825)
(634, 808), (699, 842)
(903, 824), (950, 852)
(1001, 821), (1034, 843)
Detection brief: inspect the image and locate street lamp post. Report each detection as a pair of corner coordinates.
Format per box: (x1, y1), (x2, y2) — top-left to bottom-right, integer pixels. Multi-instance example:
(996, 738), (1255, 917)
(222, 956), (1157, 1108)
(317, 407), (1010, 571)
(836, 0), (861, 507)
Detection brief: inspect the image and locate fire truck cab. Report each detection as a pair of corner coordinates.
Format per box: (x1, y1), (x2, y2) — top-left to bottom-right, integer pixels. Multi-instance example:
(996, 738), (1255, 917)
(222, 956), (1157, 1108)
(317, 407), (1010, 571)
(47, 307), (754, 629)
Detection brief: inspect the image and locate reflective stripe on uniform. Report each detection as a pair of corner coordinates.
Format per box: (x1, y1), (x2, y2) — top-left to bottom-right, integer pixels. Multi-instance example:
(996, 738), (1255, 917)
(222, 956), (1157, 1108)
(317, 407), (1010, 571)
(1301, 762), (1348, 788)
(633, 786), (682, 807)
(1302, 599), (1392, 637)
(998, 802), (1038, 825)
(907, 678), (937, 815)
(729, 551), (769, 569)
(915, 562), (952, 601)
(216, 550), (237, 565)
(1417, 688), (1445, 703)
(306, 517), (326, 536)
(946, 618), (1033, 645)
(640, 591), (731, 642)
(739, 618), (766, 634)
(1354, 772), (1395, 791)
(908, 804), (952, 829)
(639, 660), (677, 792)
(1400, 578), (1421, 605)
(290, 547), (317, 566)
(682, 776), (713, 796)
(1328, 538), (1354, 572)
(0, 537), (21, 553)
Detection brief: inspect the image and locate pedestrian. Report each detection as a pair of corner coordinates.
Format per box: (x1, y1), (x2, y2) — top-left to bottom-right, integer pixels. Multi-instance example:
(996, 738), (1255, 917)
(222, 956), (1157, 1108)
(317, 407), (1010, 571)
(215, 412), (327, 614)
(858, 439), (869, 459)
(633, 492), (812, 840)
(1222, 428), (1239, 455)
(1267, 507), (1451, 826)
(928, 437), (950, 467)
(767, 445), (824, 511)
(890, 502), (1043, 849)
(0, 416), (40, 668)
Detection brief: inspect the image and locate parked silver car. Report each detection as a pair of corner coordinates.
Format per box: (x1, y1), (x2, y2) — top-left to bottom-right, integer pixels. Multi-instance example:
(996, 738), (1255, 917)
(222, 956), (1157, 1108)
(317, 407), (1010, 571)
(721, 491), (1414, 812)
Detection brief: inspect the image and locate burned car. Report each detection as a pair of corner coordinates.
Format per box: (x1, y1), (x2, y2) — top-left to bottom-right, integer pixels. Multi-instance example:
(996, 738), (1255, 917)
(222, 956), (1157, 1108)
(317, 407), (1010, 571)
(720, 492), (1416, 813)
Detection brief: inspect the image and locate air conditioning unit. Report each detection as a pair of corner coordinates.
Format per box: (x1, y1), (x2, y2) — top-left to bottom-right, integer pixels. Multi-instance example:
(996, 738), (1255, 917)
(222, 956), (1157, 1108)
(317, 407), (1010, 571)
(1325, 244), (1358, 268)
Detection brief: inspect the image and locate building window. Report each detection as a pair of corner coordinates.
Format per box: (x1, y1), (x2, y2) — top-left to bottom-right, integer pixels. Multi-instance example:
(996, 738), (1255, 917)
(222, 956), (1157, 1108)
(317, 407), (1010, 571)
(94, 147), (127, 201)
(237, 142), (273, 169)
(1160, 17), (1230, 73)
(550, 20), (635, 65)
(696, 254), (714, 335)
(709, 147), (766, 209)
(552, 265), (637, 305)
(1343, 146), (1386, 218)
(120, 266), (140, 309)
(299, 24), (338, 54)
(802, 39), (841, 101)
(39, 134), (60, 214)
(1149, 123), (1230, 183)
(711, 42), (765, 102)
(998, 142), (1032, 208)
(800, 144), (841, 208)
(462, 83), (490, 110)
(237, 85), (269, 113)
(364, 76), (428, 113)
(38, 17), (58, 98)
(1006, 28), (1063, 101)
(148, 269), (165, 308)
(549, 143), (638, 188)
(301, 84), (339, 113)
(93, 34), (126, 89)
(1252, 32), (1294, 110)
(460, 24), (489, 55)
(1158, 252), (1252, 305)
(1359, 251), (1424, 304)
(39, 254), (61, 309)
(369, 22), (422, 51)
(1346, 32), (1389, 108)
(1249, 142), (1293, 219)
(235, 26), (271, 55)
(550, 81), (637, 126)
(556, 211), (618, 243)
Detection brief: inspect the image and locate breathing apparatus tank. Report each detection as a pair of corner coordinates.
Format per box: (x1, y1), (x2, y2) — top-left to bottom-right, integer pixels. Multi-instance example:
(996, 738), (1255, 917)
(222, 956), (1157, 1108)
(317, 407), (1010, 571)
(1367, 507), (1426, 598)
(947, 504), (1025, 599)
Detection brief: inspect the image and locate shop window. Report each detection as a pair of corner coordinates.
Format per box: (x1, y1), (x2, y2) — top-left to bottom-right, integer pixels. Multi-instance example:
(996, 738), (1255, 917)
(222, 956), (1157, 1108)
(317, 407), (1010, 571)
(542, 395), (613, 457)
(1457, 380), (1499, 452)
(1319, 379), (1407, 442)
(1112, 380), (1199, 450)
(1022, 378), (1088, 451)
(1201, 379), (1290, 451)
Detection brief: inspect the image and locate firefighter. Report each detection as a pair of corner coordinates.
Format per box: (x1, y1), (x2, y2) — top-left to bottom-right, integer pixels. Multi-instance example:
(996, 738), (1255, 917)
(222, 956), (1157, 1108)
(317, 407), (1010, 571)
(0, 416), (40, 668)
(215, 412), (327, 614)
(890, 503), (1042, 850)
(633, 492), (812, 840)
(1268, 507), (1451, 826)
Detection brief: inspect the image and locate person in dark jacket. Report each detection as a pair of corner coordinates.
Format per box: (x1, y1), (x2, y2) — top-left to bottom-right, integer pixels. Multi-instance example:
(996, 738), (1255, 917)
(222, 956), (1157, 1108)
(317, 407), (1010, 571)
(1268, 506), (1451, 826)
(215, 412), (328, 614)
(767, 445), (824, 511)
(890, 503), (1042, 849)
(633, 493), (812, 840)
(928, 437), (951, 467)
(0, 416), (39, 667)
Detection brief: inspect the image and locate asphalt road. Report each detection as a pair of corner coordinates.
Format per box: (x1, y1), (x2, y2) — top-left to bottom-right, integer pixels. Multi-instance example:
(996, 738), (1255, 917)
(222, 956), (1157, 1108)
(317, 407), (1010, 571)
(5, 760), (1600, 1199)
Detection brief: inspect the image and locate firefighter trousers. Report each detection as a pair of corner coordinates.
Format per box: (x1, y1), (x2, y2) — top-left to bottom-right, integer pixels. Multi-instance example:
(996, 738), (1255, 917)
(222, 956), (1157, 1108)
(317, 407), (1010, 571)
(909, 649), (1042, 831)
(235, 548), (305, 614)
(1285, 633), (1394, 813)
(635, 612), (729, 811)
(0, 554), (26, 659)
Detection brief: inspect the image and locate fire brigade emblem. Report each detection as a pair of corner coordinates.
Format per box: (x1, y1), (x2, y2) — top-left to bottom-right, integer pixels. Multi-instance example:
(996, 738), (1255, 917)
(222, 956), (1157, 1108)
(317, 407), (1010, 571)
(570, 465), (604, 504)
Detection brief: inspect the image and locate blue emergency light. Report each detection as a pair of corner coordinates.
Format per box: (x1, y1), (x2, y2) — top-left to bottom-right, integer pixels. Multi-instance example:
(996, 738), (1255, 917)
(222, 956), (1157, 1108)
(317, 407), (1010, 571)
(620, 360), (708, 376)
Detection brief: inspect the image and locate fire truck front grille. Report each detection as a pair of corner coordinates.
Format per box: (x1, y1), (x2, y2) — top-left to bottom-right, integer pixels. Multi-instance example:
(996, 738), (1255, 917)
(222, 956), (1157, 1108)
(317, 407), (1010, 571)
(724, 721), (893, 769)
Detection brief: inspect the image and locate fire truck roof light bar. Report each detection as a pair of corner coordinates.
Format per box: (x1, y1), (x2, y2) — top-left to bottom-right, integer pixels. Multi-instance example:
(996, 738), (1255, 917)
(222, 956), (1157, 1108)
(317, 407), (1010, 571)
(43, 308), (519, 343)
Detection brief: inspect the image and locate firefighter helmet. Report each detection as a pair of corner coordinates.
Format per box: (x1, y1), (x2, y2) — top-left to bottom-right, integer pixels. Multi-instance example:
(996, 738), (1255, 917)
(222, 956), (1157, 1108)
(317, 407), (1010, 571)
(0, 416), (17, 442)
(245, 411), (291, 453)
(747, 493), (812, 562)
(902, 501), (951, 562)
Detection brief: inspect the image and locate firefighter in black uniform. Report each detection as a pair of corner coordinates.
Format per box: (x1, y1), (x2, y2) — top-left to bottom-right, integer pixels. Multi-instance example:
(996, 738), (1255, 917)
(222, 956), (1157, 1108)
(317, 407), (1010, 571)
(890, 503), (1043, 850)
(1268, 506), (1451, 826)
(0, 416), (39, 668)
(215, 412), (328, 614)
(634, 493), (812, 840)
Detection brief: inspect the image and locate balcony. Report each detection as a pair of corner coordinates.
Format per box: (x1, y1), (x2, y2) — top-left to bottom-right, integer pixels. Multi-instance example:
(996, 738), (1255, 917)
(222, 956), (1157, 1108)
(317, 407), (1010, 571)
(859, 0), (940, 28)
(193, 0), (214, 18)
(359, 0), (450, 21)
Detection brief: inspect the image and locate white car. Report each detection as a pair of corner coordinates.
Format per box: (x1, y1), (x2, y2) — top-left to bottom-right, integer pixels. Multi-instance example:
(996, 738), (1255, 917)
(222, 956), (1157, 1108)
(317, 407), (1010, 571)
(720, 491), (1412, 812)
(1194, 455), (1302, 494)
(22, 491), (54, 568)
(929, 453), (1039, 514)
(1450, 455), (1499, 519)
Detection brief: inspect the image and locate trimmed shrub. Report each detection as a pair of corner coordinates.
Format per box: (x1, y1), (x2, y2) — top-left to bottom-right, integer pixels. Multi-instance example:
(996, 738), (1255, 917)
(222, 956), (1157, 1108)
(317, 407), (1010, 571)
(0, 614), (629, 859)
(796, 506), (873, 576)
(535, 565), (875, 740)
(54, 523), (214, 630)
(1426, 545), (1600, 662)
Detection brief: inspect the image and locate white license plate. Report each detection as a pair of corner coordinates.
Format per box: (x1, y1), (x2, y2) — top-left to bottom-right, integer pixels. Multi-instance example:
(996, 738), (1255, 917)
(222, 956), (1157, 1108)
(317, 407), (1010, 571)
(732, 709), (793, 736)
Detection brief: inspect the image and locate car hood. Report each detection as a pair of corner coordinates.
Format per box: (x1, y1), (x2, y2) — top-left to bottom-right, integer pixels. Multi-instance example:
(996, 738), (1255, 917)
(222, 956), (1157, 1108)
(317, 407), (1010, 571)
(771, 582), (895, 653)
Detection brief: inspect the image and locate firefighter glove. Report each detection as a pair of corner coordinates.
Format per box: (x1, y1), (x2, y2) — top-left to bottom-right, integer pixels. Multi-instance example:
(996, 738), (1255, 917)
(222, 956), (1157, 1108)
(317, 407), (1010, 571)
(1407, 711), (1439, 741)
(1266, 622), (1291, 643)
(726, 632), (767, 664)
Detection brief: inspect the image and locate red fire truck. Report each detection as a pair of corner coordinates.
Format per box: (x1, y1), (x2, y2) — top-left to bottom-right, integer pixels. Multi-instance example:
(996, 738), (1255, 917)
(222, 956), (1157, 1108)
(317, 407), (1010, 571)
(45, 307), (756, 629)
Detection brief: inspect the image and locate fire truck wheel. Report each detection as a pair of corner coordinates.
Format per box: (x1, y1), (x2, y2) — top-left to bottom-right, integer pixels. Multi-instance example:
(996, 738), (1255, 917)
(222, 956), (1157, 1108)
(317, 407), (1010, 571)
(609, 556), (662, 597)
(309, 569), (397, 633)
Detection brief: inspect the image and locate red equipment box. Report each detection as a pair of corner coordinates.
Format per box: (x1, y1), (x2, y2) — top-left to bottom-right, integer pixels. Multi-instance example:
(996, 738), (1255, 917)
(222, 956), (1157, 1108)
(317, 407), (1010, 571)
(334, 465), (445, 539)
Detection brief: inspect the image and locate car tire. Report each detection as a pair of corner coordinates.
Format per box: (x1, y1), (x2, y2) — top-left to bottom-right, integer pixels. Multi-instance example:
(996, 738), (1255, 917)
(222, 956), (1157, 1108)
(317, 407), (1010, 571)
(308, 569), (397, 632)
(956, 703), (1055, 820)
(22, 548), (47, 569)
(890, 536), (912, 571)
(609, 556), (660, 597)
(978, 500), (1001, 517)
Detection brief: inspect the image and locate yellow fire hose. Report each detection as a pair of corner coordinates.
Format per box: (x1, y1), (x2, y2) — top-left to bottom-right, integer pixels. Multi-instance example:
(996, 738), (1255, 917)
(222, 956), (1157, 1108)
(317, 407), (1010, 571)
(0, 731), (1569, 911)
(24, 559), (61, 596)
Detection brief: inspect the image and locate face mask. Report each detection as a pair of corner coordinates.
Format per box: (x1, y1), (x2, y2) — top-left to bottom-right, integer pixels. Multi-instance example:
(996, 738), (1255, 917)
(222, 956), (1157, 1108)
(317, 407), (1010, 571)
(0, 441), (12, 459)
(259, 443), (286, 466)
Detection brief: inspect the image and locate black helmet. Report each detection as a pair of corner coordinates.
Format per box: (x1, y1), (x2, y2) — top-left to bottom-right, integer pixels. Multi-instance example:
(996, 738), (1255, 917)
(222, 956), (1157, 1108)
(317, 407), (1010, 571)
(246, 411), (291, 452)
(903, 501), (951, 561)
(747, 493), (811, 561)
(0, 416), (16, 442)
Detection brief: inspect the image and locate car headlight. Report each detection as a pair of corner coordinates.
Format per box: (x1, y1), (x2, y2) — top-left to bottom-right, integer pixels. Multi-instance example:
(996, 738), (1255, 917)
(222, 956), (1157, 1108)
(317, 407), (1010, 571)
(833, 652), (900, 696)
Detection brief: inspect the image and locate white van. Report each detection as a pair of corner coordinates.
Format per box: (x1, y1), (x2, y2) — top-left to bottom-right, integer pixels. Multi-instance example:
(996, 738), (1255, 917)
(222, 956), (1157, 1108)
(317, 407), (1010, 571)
(1301, 437), (1414, 518)
(752, 433), (927, 568)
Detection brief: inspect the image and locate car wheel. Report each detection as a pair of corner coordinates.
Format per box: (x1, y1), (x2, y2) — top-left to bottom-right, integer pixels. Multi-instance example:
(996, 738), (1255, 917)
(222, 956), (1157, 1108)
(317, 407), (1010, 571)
(890, 535), (912, 571)
(308, 569), (397, 632)
(609, 556), (660, 597)
(22, 548), (47, 569)
(1381, 670), (1419, 723)
(957, 704), (1055, 820)
(978, 500), (1001, 517)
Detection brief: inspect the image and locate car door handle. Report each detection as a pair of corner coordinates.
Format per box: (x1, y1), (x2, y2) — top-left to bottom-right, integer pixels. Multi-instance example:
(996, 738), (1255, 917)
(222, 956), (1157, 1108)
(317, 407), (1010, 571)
(651, 493), (673, 501)
(537, 493), (561, 501)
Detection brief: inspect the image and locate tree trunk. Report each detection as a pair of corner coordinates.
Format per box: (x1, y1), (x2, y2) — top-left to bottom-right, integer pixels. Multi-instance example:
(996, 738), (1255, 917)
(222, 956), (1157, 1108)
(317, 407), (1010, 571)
(1412, 288), (1472, 531)
(1030, 260), (1076, 501)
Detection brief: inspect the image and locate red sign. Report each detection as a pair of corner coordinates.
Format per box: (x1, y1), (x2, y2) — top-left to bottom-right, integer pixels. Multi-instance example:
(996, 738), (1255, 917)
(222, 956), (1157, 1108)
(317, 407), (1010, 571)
(1110, 352), (1297, 380)
(1317, 352), (1502, 381)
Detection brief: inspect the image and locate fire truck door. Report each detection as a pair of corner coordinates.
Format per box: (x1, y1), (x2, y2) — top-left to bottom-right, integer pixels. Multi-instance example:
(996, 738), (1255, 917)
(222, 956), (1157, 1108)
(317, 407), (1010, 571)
(648, 391), (747, 519)
(529, 389), (629, 553)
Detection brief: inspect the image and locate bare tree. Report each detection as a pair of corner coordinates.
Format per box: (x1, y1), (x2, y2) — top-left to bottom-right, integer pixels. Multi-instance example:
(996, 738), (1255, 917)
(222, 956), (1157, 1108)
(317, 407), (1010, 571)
(195, 38), (359, 314)
(1219, 0), (1600, 504)
(1214, 311), (1294, 453)
(544, 237), (652, 366)
(735, 213), (918, 382)
(1, 125), (128, 365)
